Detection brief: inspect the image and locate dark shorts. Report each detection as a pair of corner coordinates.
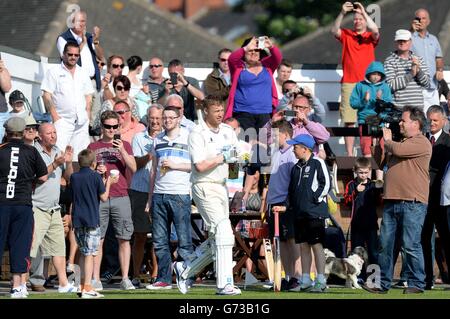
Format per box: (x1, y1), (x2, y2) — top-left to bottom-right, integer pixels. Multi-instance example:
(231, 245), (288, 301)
(294, 218), (326, 245)
(129, 189), (152, 234)
(0, 205), (33, 273)
(267, 203), (295, 241)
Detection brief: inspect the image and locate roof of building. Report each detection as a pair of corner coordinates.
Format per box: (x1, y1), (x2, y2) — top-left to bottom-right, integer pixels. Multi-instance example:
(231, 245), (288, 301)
(0, 0), (61, 54)
(282, 0), (450, 65)
(0, 0), (237, 64)
(193, 4), (264, 42)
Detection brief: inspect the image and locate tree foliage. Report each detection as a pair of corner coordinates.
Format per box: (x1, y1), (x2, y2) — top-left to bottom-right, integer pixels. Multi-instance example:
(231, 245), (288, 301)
(235, 0), (377, 44)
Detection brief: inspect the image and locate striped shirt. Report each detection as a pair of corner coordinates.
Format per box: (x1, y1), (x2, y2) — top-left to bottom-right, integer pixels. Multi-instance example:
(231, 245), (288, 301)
(130, 130), (154, 193)
(152, 127), (191, 195)
(384, 51), (430, 110)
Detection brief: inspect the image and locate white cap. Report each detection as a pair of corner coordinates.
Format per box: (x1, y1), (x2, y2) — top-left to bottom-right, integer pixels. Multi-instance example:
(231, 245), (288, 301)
(394, 29), (411, 41)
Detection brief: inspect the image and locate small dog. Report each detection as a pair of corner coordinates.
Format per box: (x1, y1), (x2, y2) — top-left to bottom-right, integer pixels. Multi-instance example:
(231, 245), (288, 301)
(323, 246), (368, 289)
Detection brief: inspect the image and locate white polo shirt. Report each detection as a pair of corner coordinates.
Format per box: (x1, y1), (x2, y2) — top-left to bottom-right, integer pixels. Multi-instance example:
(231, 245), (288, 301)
(189, 121), (238, 184)
(41, 62), (94, 124)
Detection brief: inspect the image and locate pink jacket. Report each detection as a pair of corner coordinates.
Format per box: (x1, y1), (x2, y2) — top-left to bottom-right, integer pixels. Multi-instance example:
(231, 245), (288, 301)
(225, 46), (282, 120)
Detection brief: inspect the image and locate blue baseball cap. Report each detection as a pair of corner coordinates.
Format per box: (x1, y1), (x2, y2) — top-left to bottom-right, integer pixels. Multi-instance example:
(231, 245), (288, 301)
(287, 134), (315, 150)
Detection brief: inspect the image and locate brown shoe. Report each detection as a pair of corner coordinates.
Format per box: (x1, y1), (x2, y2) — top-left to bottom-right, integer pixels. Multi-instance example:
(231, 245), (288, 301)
(403, 287), (424, 294)
(362, 284), (388, 294)
(31, 285), (46, 292)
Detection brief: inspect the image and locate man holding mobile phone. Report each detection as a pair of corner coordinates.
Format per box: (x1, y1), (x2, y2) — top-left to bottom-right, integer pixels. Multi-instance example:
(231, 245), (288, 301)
(166, 59), (204, 121)
(88, 110), (137, 290)
(410, 9), (444, 111)
(331, 1), (379, 156)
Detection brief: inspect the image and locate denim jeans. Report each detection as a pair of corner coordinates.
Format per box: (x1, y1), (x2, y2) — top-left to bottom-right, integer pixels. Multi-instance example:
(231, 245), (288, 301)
(151, 194), (193, 283)
(378, 200), (427, 290)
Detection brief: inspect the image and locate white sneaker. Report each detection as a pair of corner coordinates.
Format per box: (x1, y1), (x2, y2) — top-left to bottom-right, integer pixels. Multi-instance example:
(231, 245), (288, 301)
(174, 261), (189, 294)
(10, 287), (27, 298)
(81, 290), (105, 299)
(58, 282), (77, 293)
(91, 280), (103, 291)
(120, 278), (136, 290)
(21, 284), (29, 296)
(309, 281), (327, 293)
(216, 284), (242, 296)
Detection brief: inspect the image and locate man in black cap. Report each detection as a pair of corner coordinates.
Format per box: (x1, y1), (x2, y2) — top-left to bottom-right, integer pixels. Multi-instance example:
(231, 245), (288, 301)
(0, 117), (48, 298)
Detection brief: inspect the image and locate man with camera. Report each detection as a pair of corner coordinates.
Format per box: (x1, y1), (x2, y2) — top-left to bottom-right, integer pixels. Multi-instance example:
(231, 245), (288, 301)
(332, 1), (379, 157)
(166, 59), (204, 122)
(88, 110), (137, 290)
(410, 9), (444, 112)
(364, 106), (432, 294)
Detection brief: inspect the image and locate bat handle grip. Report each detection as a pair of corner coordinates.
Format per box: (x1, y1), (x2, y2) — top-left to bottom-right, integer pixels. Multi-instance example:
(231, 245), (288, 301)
(274, 211), (279, 237)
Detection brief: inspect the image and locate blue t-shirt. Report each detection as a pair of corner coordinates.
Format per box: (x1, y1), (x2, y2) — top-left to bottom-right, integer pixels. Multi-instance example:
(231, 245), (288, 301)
(70, 167), (105, 228)
(234, 68), (272, 114)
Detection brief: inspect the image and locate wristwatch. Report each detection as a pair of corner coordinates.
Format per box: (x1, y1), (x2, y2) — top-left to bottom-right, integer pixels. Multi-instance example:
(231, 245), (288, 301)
(184, 81), (190, 88)
(93, 40), (100, 45)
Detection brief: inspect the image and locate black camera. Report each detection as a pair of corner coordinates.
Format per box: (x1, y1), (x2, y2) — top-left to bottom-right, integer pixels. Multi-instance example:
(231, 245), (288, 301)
(361, 100), (403, 141)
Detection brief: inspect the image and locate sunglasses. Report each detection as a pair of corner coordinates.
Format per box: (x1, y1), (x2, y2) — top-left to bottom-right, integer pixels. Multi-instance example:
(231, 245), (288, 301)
(149, 64), (163, 68)
(166, 105), (182, 110)
(356, 34), (363, 45)
(97, 61), (106, 67)
(116, 109), (130, 115)
(247, 49), (260, 53)
(115, 85), (129, 91)
(112, 64), (125, 69)
(102, 124), (119, 129)
(25, 126), (37, 132)
(219, 58), (228, 62)
(67, 53), (80, 57)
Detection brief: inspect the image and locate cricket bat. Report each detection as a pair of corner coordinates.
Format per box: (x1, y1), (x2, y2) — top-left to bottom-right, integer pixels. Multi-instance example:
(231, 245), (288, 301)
(273, 211), (281, 292)
(263, 239), (274, 282)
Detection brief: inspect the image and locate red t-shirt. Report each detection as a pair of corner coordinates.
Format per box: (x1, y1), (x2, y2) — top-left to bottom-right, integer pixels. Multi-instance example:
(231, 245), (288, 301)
(88, 140), (133, 198)
(338, 29), (379, 83)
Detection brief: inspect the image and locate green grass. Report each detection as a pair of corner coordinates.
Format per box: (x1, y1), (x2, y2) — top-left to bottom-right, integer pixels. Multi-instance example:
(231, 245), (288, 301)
(3, 286), (449, 299)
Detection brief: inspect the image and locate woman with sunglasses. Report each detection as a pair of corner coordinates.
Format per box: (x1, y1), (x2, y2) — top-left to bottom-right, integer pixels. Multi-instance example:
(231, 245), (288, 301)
(102, 55), (125, 101)
(93, 75), (140, 132)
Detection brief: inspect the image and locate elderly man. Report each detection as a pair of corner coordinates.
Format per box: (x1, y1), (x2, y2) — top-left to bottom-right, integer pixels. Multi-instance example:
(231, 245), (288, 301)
(411, 9), (444, 112)
(129, 104), (163, 287)
(384, 30), (430, 111)
(421, 105), (450, 289)
(0, 117), (48, 298)
(41, 42), (94, 160)
(332, 1), (379, 156)
(56, 10), (104, 125)
(29, 123), (76, 294)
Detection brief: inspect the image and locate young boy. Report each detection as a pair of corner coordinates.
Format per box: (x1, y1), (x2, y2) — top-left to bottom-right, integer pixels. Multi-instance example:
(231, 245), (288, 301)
(350, 61), (392, 159)
(343, 157), (383, 277)
(70, 149), (118, 298)
(274, 134), (330, 292)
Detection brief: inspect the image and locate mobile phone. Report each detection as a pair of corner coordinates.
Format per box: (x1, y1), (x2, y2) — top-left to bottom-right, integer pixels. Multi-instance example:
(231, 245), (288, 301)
(258, 36), (265, 50)
(113, 134), (121, 148)
(284, 110), (297, 117)
(169, 72), (178, 85)
(414, 17), (421, 22)
(353, 3), (358, 9)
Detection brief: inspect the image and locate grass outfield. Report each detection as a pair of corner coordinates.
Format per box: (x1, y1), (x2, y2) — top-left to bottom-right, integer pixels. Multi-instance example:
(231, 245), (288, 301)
(2, 286), (449, 299)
